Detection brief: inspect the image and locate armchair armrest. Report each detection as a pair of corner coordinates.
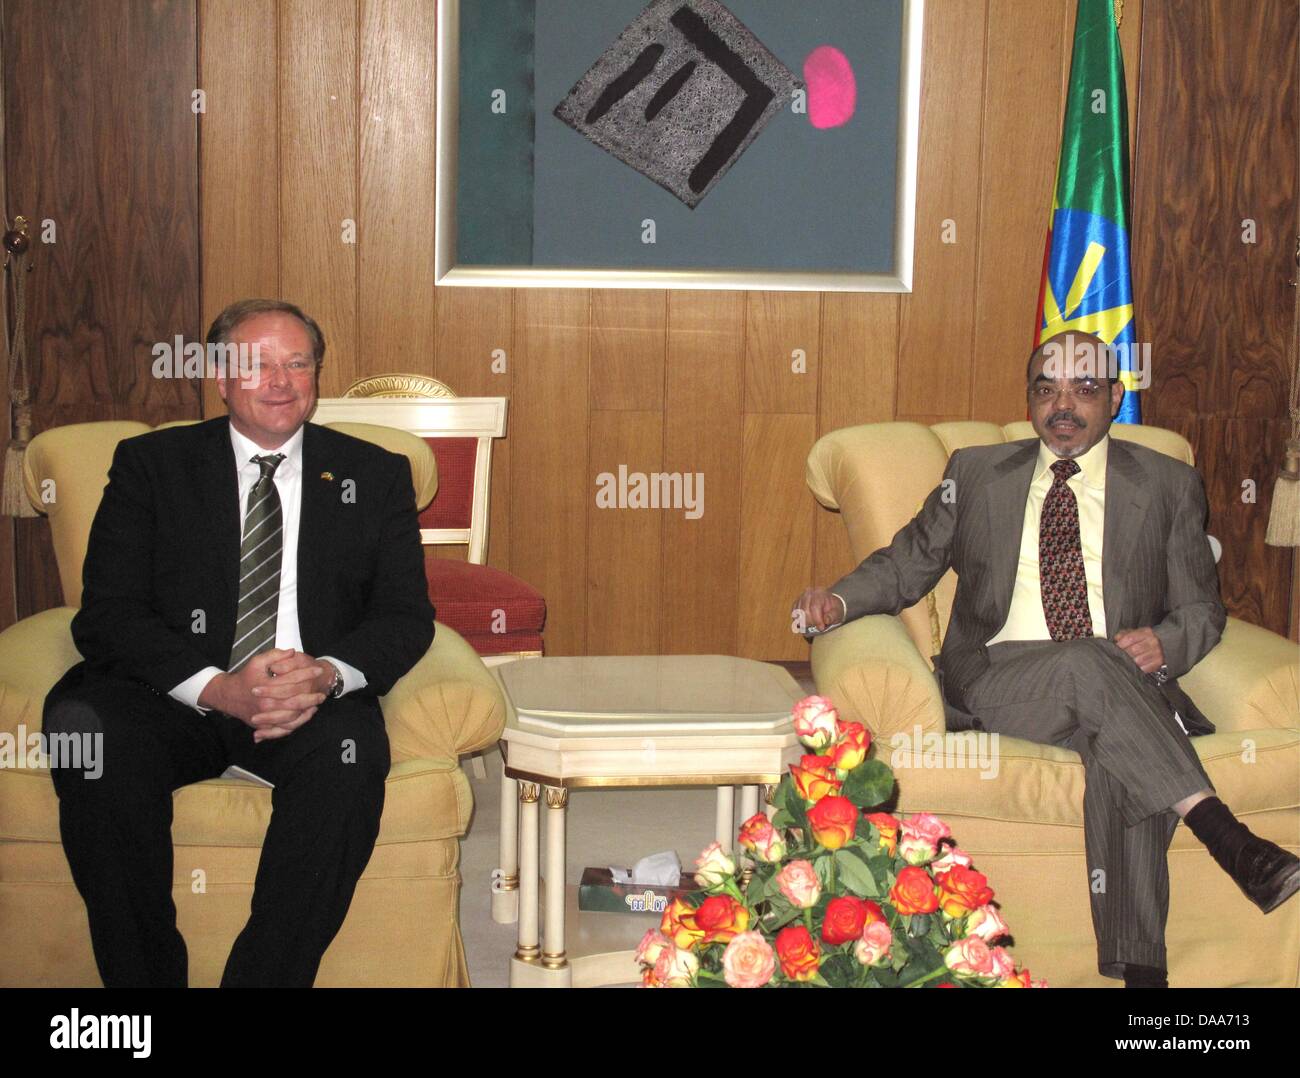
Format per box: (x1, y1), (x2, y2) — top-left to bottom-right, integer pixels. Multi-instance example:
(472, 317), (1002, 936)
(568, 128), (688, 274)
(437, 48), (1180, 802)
(810, 613), (946, 742)
(380, 621), (507, 764)
(1179, 616), (1299, 734)
(0, 607), (80, 737)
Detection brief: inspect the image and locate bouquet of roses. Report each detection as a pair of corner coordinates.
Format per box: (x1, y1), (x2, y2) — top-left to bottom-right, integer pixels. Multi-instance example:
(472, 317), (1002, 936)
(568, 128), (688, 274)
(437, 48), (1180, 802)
(636, 695), (1045, 988)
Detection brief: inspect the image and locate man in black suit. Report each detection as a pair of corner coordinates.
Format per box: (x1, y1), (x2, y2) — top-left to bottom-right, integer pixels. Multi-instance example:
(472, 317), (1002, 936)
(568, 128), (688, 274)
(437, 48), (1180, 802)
(796, 331), (1299, 987)
(42, 298), (435, 987)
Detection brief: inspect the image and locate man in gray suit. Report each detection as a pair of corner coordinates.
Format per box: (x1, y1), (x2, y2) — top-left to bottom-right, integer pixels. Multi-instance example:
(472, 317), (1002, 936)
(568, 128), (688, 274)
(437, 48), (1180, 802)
(795, 331), (1299, 988)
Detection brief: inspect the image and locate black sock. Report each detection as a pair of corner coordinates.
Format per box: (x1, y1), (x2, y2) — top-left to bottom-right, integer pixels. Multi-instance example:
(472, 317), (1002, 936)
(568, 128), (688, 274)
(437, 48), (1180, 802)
(1184, 797), (1251, 855)
(1124, 963), (1168, 988)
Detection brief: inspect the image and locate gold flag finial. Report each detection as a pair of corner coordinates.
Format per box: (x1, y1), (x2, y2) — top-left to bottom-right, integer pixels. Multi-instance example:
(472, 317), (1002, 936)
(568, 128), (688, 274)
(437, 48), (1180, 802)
(1114, 0), (1124, 28)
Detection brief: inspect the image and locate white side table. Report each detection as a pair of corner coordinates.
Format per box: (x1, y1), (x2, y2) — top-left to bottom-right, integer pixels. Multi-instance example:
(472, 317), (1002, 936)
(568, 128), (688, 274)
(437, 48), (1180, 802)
(491, 655), (802, 988)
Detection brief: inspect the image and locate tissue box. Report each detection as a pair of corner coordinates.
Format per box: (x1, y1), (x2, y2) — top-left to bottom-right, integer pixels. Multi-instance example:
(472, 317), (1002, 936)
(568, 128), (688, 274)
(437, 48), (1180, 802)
(577, 867), (699, 915)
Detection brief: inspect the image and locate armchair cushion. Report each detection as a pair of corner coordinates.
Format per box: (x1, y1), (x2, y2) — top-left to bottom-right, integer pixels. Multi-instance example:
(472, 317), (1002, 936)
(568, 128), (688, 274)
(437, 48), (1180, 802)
(424, 555), (546, 657)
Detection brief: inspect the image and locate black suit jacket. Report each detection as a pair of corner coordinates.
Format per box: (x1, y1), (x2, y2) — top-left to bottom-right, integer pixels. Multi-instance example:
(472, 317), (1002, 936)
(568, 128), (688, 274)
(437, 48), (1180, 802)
(831, 437), (1226, 735)
(68, 416), (435, 701)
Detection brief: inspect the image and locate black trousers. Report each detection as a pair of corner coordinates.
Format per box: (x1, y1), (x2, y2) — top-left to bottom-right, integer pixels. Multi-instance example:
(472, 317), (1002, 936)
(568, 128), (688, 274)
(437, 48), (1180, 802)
(42, 663), (389, 988)
(950, 637), (1215, 980)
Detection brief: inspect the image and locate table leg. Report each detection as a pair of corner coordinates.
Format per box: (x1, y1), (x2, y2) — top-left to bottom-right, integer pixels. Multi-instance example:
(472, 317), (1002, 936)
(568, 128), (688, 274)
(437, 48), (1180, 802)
(492, 771), (519, 924)
(738, 786), (760, 884)
(762, 783), (778, 821)
(715, 786), (735, 850)
(542, 786), (570, 979)
(514, 782), (541, 967)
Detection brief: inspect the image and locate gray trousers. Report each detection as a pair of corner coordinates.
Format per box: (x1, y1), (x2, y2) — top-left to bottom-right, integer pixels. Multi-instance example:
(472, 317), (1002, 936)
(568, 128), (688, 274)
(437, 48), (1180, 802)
(953, 636), (1215, 979)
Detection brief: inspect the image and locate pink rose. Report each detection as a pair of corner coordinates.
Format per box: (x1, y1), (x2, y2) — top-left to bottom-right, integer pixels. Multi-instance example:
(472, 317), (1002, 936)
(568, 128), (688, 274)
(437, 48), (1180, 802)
(943, 935), (995, 979)
(901, 812), (952, 845)
(897, 833), (938, 865)
(694, 841), (736, 891)
(634, 929), (670, 967)
(929, 845), (973, 875)
(737, 813), (788, 863)
(792, 695), (839, 751)
(775, 859), (822, 908)
(721, 930), (776, 988)
(965, 903), (1010, 943)
(988, 946), (1016, 980)
(854, 920), (893, 967)
(652, 943), (700, 988)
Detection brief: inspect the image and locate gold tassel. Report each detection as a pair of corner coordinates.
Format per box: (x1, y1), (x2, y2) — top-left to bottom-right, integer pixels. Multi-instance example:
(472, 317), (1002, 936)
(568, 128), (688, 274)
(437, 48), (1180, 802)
(1266, 438), (1300, 547)
(1, 401), (36, 517)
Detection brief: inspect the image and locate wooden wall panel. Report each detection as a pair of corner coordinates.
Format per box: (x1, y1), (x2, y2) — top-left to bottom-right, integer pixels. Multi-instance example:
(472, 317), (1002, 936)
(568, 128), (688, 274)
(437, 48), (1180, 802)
(814, 293), (900, 586)
(4, 0), (200, 619)
(359, 0), (436, 378)
(738, 413), (817, 660)
(1132, 0), (1298, 634)
(587, 410), (663, 654)
(198, 0), (280, 419)
(509, 289), (590, 654)
(896, 0), (988, 425)
(434, 286), (514, 572)
(279, 0), (358, 397)
(971, 0), (1068, 422)
(744, 293), (820, 414)
(590, 290), (666, 410)
(0, 19), (12, 629)
(662, 292), (743, 654)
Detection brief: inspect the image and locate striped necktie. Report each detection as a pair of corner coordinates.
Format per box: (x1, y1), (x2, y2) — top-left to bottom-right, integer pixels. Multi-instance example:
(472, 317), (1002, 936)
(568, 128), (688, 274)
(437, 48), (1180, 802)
(229, 453), (285, 671)
(1039, 457), (1094, 640)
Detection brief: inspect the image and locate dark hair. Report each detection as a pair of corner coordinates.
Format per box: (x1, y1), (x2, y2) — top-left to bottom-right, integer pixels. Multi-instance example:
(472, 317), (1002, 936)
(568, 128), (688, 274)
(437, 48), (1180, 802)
(205, 298), (326, 365)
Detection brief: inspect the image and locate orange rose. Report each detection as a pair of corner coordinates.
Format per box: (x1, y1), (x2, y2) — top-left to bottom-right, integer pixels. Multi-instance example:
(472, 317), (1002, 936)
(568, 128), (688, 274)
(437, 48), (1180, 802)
(890, 865), (939, 915)
(936, 864), (995, 918)
(806, 795), (858, 850)
(821, 895), (869, 945)
(694, 894), (750, 945)
(831, 721), (870, 772)
(659, 896), (705, 950)
(775, 924), (821, 982)
(790, 760), (841, 804)
(865, 811), (899, 856)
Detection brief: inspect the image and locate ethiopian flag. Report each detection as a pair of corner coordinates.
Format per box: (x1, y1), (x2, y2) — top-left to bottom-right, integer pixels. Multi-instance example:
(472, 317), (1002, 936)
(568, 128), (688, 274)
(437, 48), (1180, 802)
(1035, 0), (1140, 422)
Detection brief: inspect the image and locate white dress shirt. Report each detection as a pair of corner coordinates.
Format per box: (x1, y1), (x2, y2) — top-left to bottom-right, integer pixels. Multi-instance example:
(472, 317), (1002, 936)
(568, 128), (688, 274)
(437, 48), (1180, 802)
(170, 422), (366, 712)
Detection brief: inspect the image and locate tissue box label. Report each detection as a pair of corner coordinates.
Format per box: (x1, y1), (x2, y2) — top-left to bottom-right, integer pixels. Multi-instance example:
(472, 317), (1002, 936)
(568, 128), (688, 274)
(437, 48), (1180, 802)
(578, 867), (698, 915)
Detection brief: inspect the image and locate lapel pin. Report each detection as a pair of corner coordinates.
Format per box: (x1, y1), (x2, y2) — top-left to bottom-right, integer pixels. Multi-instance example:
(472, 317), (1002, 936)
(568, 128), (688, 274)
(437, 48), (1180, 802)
(320, 471), (334, 481)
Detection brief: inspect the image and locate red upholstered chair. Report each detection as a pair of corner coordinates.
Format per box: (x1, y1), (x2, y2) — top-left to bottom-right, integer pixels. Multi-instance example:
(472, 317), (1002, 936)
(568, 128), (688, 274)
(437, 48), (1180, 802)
(312, 376), (545, 666)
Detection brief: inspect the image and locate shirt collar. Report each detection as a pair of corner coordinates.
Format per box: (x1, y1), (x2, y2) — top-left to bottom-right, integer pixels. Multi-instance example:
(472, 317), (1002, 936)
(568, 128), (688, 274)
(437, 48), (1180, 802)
(228, 421), (304, 479)
(1034, 432), (1109, 490)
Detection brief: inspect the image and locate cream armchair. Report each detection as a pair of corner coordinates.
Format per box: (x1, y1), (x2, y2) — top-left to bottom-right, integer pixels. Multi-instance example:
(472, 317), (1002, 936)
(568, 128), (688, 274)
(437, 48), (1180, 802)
(0, 418), (506, 987)
(807, 420), (1300, 988)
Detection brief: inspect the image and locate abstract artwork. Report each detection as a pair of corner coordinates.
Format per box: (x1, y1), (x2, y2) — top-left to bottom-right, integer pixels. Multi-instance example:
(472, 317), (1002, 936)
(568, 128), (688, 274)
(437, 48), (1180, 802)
(553, 0), (799, 208)
(436, 0), (922, 291)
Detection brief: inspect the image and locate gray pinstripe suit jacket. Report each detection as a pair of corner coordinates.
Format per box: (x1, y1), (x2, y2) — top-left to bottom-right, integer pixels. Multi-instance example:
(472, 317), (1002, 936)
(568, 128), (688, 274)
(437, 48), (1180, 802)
(829, 436), (1227, 734)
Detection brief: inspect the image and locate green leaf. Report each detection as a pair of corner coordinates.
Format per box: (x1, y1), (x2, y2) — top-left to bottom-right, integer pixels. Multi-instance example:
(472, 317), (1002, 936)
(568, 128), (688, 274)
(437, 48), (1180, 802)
(908, 913), (931, 939)
(839, 759), (896, 810)
(833, 848), (879, 897)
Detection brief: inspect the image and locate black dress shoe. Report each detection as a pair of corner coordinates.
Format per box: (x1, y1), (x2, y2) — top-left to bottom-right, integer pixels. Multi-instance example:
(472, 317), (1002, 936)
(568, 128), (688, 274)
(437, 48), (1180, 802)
(1229, 836), (1300, 914)
(1124, 964), (1168, 988)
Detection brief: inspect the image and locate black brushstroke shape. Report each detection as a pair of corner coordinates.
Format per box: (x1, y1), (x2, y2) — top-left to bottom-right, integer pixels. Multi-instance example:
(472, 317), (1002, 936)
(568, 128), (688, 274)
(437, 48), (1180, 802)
(586, 43), (665, 123)
(644, 60), (696, 121)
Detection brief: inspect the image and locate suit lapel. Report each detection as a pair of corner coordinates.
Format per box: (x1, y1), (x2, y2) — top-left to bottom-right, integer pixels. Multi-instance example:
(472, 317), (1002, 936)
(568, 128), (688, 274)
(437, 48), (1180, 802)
(1102, 438), (1151, 635)
(200, 417), (240, 617)
(298, 423), (329, 643)
(985, 441), (1038, 625)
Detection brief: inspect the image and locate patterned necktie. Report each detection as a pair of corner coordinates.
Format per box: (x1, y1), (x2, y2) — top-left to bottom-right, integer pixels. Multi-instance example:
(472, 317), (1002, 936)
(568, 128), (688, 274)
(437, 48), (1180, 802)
(1039, 458), (1093, 640)
(229, 453), (285, 671)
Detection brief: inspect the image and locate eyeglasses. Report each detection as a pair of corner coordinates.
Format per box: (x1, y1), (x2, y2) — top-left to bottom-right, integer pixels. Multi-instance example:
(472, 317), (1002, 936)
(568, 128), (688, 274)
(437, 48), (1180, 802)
(1029, 380), (1108, 401)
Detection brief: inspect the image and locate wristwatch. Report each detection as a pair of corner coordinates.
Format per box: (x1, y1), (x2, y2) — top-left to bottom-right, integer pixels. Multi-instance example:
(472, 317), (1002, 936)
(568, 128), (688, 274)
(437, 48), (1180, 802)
(1152, 663), (1170, 686)
(325, 663), (344, 699)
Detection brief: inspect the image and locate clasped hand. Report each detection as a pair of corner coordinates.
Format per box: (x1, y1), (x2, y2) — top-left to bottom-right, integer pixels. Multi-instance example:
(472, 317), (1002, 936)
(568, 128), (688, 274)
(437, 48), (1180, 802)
(198, 649), (334, 743)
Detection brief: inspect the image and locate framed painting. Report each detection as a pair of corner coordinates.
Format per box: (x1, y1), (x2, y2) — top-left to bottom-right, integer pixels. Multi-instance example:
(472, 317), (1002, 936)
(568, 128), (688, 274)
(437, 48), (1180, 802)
(435, 0), (923, 291)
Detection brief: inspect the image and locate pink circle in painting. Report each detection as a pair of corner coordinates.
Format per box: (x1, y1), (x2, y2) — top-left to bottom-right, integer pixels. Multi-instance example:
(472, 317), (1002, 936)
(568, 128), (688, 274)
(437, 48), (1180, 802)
(803, 46), (857, 130)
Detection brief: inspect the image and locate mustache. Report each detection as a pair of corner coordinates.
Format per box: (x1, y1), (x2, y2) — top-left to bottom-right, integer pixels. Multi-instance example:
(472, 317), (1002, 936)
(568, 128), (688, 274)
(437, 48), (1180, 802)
(1047, 411), (1086, 428)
